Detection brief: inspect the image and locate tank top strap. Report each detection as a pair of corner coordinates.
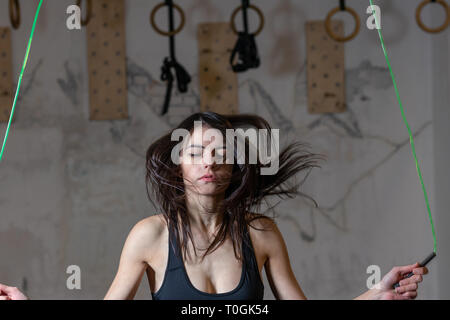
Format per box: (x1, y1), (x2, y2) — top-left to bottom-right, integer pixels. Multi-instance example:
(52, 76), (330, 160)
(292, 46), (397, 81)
(166, 225), (184, 270)
(242, 223), (259, 273)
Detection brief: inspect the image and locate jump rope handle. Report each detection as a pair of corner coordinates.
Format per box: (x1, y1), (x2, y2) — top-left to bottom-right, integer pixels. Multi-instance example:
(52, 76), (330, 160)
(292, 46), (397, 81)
(393, 252), (436, 289)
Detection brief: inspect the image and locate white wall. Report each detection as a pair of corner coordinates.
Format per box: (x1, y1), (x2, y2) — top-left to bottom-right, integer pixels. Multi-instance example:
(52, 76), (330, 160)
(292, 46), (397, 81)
(0, 0), (446, 299)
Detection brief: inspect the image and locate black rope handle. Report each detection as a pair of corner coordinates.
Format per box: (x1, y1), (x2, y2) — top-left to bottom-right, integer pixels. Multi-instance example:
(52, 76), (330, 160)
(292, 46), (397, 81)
(340, 0), (346, 11)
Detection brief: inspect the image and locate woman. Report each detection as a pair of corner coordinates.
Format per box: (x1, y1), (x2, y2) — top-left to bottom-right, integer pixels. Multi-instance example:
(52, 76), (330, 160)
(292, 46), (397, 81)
(0, 112), (428, 300)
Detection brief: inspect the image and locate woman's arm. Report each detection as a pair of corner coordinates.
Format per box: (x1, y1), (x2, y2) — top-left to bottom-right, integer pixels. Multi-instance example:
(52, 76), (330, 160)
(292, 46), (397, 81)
(354, 263), (428, 300)
(104, 217), (160, 300)
(256, 218), (307, 300)
(0, 217), (159, 300)
(259, 218), (429, 300)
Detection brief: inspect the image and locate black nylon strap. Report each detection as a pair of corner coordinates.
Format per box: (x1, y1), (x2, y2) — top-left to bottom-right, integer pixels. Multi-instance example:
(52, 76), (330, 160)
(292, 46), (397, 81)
(160, 0), (191, 115)
(230, 0), (261, 73)
(160, 58), (191, 115)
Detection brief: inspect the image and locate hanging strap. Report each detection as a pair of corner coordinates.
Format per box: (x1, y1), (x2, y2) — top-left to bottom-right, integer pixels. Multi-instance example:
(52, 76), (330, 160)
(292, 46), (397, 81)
(9, 0), (21, 29)
(229, 0), (261, 73)
(230, 32), (260, 72)
(160, 58), (191, 114)
(158, 0), (191, 115)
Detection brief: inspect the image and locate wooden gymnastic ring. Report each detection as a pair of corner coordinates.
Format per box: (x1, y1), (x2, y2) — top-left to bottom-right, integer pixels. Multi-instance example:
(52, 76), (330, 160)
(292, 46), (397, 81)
(230, 4), (265, 36)
(76, 0), (92, 26)
(416, 0), (450, 33)
(325, 6), (360, 42)
(150, 2), (185, 37)
(9, 0), (20, 30)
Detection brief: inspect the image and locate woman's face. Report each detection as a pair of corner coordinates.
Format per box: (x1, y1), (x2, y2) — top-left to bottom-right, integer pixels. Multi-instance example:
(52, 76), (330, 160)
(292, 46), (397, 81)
(179, 125), (233, 196)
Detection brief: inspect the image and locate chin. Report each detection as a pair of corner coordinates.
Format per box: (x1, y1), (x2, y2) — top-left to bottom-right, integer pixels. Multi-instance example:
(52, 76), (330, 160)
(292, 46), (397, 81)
(197, 184), (224, 195)
(200, 185), (218, 193)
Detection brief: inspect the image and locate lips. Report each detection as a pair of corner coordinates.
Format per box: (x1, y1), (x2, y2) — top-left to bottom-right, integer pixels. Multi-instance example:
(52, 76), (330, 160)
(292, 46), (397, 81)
(200, 174), (216, 180)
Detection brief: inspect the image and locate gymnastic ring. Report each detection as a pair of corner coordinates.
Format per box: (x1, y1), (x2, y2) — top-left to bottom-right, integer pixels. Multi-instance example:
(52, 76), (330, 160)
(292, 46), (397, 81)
(76, 0), (92, 26)
(230, 4), (265, 36)
(9, 0), (20, 30)
(416, 0), (450, 33)
(325, 6), (360, 42)
(150, 2), (185, 37)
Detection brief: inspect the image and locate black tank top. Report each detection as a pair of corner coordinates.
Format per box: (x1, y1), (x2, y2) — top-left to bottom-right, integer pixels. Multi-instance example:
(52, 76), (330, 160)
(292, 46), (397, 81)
(151, 223), (264, 300)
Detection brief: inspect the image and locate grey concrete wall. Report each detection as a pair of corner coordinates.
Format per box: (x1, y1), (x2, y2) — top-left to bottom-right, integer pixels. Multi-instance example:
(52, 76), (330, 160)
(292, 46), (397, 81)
(431, 6), (450, 300)
(0, 0), (446, 299)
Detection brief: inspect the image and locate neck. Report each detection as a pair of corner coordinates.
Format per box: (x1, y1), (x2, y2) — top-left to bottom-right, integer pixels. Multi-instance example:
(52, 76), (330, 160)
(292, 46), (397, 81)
(185, 191), (226, 236)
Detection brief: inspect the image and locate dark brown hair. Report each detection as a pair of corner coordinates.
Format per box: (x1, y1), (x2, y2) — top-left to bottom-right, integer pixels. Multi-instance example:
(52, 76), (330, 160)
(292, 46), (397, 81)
(145, 112), (325, 263)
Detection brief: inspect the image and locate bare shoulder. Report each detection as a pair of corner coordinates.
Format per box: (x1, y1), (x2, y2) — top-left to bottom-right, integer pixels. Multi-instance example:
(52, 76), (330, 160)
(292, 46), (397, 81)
(125, 214), (167, 261)
(246, 212), (279, 234)
(133, 214), (167, 234)
(246, 212), (284, 259)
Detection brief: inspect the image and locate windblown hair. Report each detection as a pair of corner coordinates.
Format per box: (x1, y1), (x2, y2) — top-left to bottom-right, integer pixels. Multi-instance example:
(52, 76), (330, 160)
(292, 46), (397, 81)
(145, 112), (325, 263)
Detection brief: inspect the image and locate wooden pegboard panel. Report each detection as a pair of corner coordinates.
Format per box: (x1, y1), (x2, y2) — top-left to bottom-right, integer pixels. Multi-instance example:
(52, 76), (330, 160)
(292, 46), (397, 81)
(0, 28), (13, 123)
(305, 20), (346, 114)
(86, 0), (128, 120)
(197, 22), (239, 115)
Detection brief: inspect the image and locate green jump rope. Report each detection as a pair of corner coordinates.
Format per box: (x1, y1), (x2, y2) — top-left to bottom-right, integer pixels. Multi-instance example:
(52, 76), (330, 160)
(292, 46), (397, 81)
(368, 0), (437, 287)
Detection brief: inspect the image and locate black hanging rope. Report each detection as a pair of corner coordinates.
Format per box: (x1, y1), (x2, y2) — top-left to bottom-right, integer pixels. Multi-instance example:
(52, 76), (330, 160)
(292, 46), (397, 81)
(159, 0), (191, 115)
(230, 0), (261, 73)
(242, 0), (249, 32)
(340, 0), (346, 11)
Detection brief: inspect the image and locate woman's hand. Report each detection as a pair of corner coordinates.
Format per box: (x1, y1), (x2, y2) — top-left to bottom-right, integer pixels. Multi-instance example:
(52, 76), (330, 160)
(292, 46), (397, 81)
(371, 262), (429, 300)
(0, 284), (29, 300)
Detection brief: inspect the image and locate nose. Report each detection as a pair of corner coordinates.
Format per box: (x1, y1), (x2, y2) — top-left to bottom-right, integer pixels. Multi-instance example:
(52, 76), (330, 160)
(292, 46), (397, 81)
(203, 149), (218, 167)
